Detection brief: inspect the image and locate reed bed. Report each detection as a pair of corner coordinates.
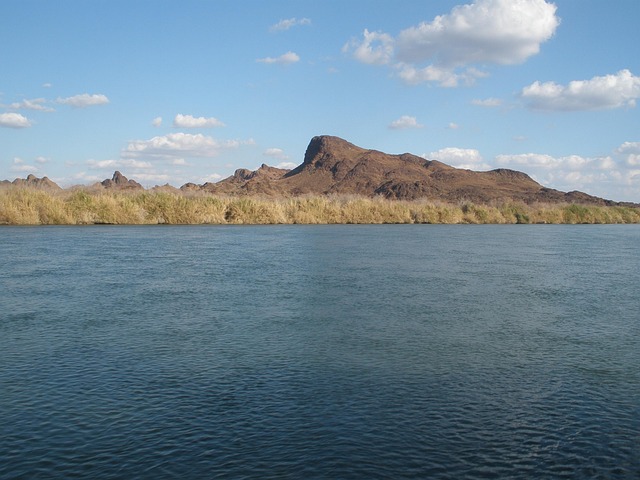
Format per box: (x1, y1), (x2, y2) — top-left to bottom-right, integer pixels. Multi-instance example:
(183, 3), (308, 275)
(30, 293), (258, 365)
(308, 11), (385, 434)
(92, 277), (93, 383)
(1, 187), (639, 225)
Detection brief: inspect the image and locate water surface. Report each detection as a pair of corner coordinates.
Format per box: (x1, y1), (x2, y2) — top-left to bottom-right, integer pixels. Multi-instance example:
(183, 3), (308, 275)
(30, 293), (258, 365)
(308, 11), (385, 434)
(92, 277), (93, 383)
(1, 225), (639, 478)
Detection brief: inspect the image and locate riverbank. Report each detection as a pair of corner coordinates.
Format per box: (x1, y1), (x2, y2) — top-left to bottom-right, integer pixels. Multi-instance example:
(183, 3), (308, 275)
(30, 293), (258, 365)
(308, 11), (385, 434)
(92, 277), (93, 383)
(1, 188), (640, 225)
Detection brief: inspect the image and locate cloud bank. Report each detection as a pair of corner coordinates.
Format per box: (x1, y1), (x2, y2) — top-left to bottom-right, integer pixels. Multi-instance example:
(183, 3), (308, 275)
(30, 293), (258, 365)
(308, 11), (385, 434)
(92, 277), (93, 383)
(521, 70), (640, 111)
(122, 133), (253, 160)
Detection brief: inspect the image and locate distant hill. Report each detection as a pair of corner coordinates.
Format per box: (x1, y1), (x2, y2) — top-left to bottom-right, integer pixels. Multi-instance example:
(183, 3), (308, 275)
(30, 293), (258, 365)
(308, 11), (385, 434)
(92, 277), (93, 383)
(2, 136), (632, 206)
(4, 174), (62, 190)
(185, 135), (623, 205)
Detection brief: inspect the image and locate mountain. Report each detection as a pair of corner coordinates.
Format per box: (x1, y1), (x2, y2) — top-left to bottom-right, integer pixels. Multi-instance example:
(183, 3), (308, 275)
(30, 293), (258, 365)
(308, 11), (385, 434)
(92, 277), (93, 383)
(98, 171), (143, 190)
(1, 136), (629, 206)
(186, 136), (620, 205)
(5, 174), (62, 190)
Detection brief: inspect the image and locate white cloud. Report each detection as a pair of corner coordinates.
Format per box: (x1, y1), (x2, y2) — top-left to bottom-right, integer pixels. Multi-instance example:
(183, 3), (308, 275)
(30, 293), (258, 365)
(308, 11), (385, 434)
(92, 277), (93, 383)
(521, 70), (640, 111)
(199, 173), (223, 183)
(616, 141), (640, 166)
(11, 158), (38, 173)
(35, 156), (49, 164)
(276, 161), (297, 169)
(42, 83), (52, 88)
(0, 112), (31, 128)
(57, 93), (109, 108)
(263, 148), (289, 160)
(269, 17), (311, 32)
(7, 98), (54, 112)
(343, 29), (394, 66)
(11, 164), (38, 173)
(389, 115), (424, 130)
(345, 0), (559, 87)
(424, 147), (490, 170)
(493, 151), (628, 196)
(87, 159), (153, 170)
(616, 142), (640, 155)
(396, 0), (559, 66)
(447, 122), (460, 130)
(257, 51), (300, 65)
(122, 133), (251, 160)
(152, 116), (163, 127)
(417, 140), (640, 201)
(173, 114), (226, 128)
(131, 173), (172, 184)
(472, 97), (503, 107)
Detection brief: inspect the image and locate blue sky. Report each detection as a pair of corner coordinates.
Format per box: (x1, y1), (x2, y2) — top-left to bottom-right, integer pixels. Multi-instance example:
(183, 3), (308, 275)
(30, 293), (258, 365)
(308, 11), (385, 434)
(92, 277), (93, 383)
(1, 0), (639, 201)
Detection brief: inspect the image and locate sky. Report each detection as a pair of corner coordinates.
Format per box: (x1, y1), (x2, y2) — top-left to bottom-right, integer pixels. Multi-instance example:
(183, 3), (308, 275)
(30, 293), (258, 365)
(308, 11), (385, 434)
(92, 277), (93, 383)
(1, 0), (639, 201)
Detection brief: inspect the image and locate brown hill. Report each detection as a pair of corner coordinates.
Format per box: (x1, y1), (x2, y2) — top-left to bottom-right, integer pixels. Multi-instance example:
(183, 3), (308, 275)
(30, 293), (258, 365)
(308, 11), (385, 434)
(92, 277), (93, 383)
(186, 136), (620, 205)
(181, 164), (291, 196)
(6, 174), (62, 190)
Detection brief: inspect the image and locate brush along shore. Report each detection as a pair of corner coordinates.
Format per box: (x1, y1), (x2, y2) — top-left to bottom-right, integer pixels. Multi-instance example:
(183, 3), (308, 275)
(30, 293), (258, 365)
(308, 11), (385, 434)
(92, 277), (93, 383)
(1, 187), (639, 225)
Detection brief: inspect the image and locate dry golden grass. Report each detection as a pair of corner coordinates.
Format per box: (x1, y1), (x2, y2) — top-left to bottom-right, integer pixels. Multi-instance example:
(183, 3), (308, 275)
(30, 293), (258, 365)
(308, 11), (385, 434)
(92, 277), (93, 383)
(1, 187), (639, 225)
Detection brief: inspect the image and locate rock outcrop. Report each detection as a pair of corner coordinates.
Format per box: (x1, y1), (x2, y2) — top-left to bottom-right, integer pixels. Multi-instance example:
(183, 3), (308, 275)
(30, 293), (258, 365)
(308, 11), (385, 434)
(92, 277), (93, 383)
(9, 174), (62, 190)
(99, 171), (143, 190)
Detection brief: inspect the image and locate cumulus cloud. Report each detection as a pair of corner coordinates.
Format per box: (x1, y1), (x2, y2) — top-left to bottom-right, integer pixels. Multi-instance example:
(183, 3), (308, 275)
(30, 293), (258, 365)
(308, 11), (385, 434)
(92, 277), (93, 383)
(447, 122), (460, 130)
(472, 97), (503, 107)
(424, 147), (490, 170)
(35, 156), (49, 164)
(344, 0), (559, 87)
(122, 133), (252, 160)
(257, 51), (300, 65)
(521, 70), (640, 111)
(173, 114), (226, 128)
(57, 93), (110, 108)
(616, 141), (640, 166)
(342, 29), (394, 66)
(389, 115), (424, 129)
(270, 17), (311, 32)
(152, 117), (163, 127)
(0, 112), (31, 128)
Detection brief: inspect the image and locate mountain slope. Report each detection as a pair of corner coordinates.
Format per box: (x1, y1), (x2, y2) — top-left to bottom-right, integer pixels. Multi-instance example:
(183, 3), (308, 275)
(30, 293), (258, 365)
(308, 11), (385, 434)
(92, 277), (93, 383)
(199, 136), (618, 205)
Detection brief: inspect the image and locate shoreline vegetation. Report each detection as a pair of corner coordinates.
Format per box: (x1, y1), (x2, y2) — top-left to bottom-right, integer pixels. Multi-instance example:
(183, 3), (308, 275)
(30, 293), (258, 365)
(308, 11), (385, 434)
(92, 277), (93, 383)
(2, 187), (640, 225)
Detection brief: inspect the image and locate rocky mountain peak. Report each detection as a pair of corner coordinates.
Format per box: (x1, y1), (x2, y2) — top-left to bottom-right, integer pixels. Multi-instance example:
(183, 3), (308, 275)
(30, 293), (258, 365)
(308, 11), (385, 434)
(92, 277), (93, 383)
(100, 171), (143, 190)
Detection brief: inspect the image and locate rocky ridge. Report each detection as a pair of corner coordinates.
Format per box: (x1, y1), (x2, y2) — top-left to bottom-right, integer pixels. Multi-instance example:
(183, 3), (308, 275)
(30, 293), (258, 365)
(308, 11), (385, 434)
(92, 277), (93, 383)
(184, 136), (625, 205)
(2, 136), (635, 206)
